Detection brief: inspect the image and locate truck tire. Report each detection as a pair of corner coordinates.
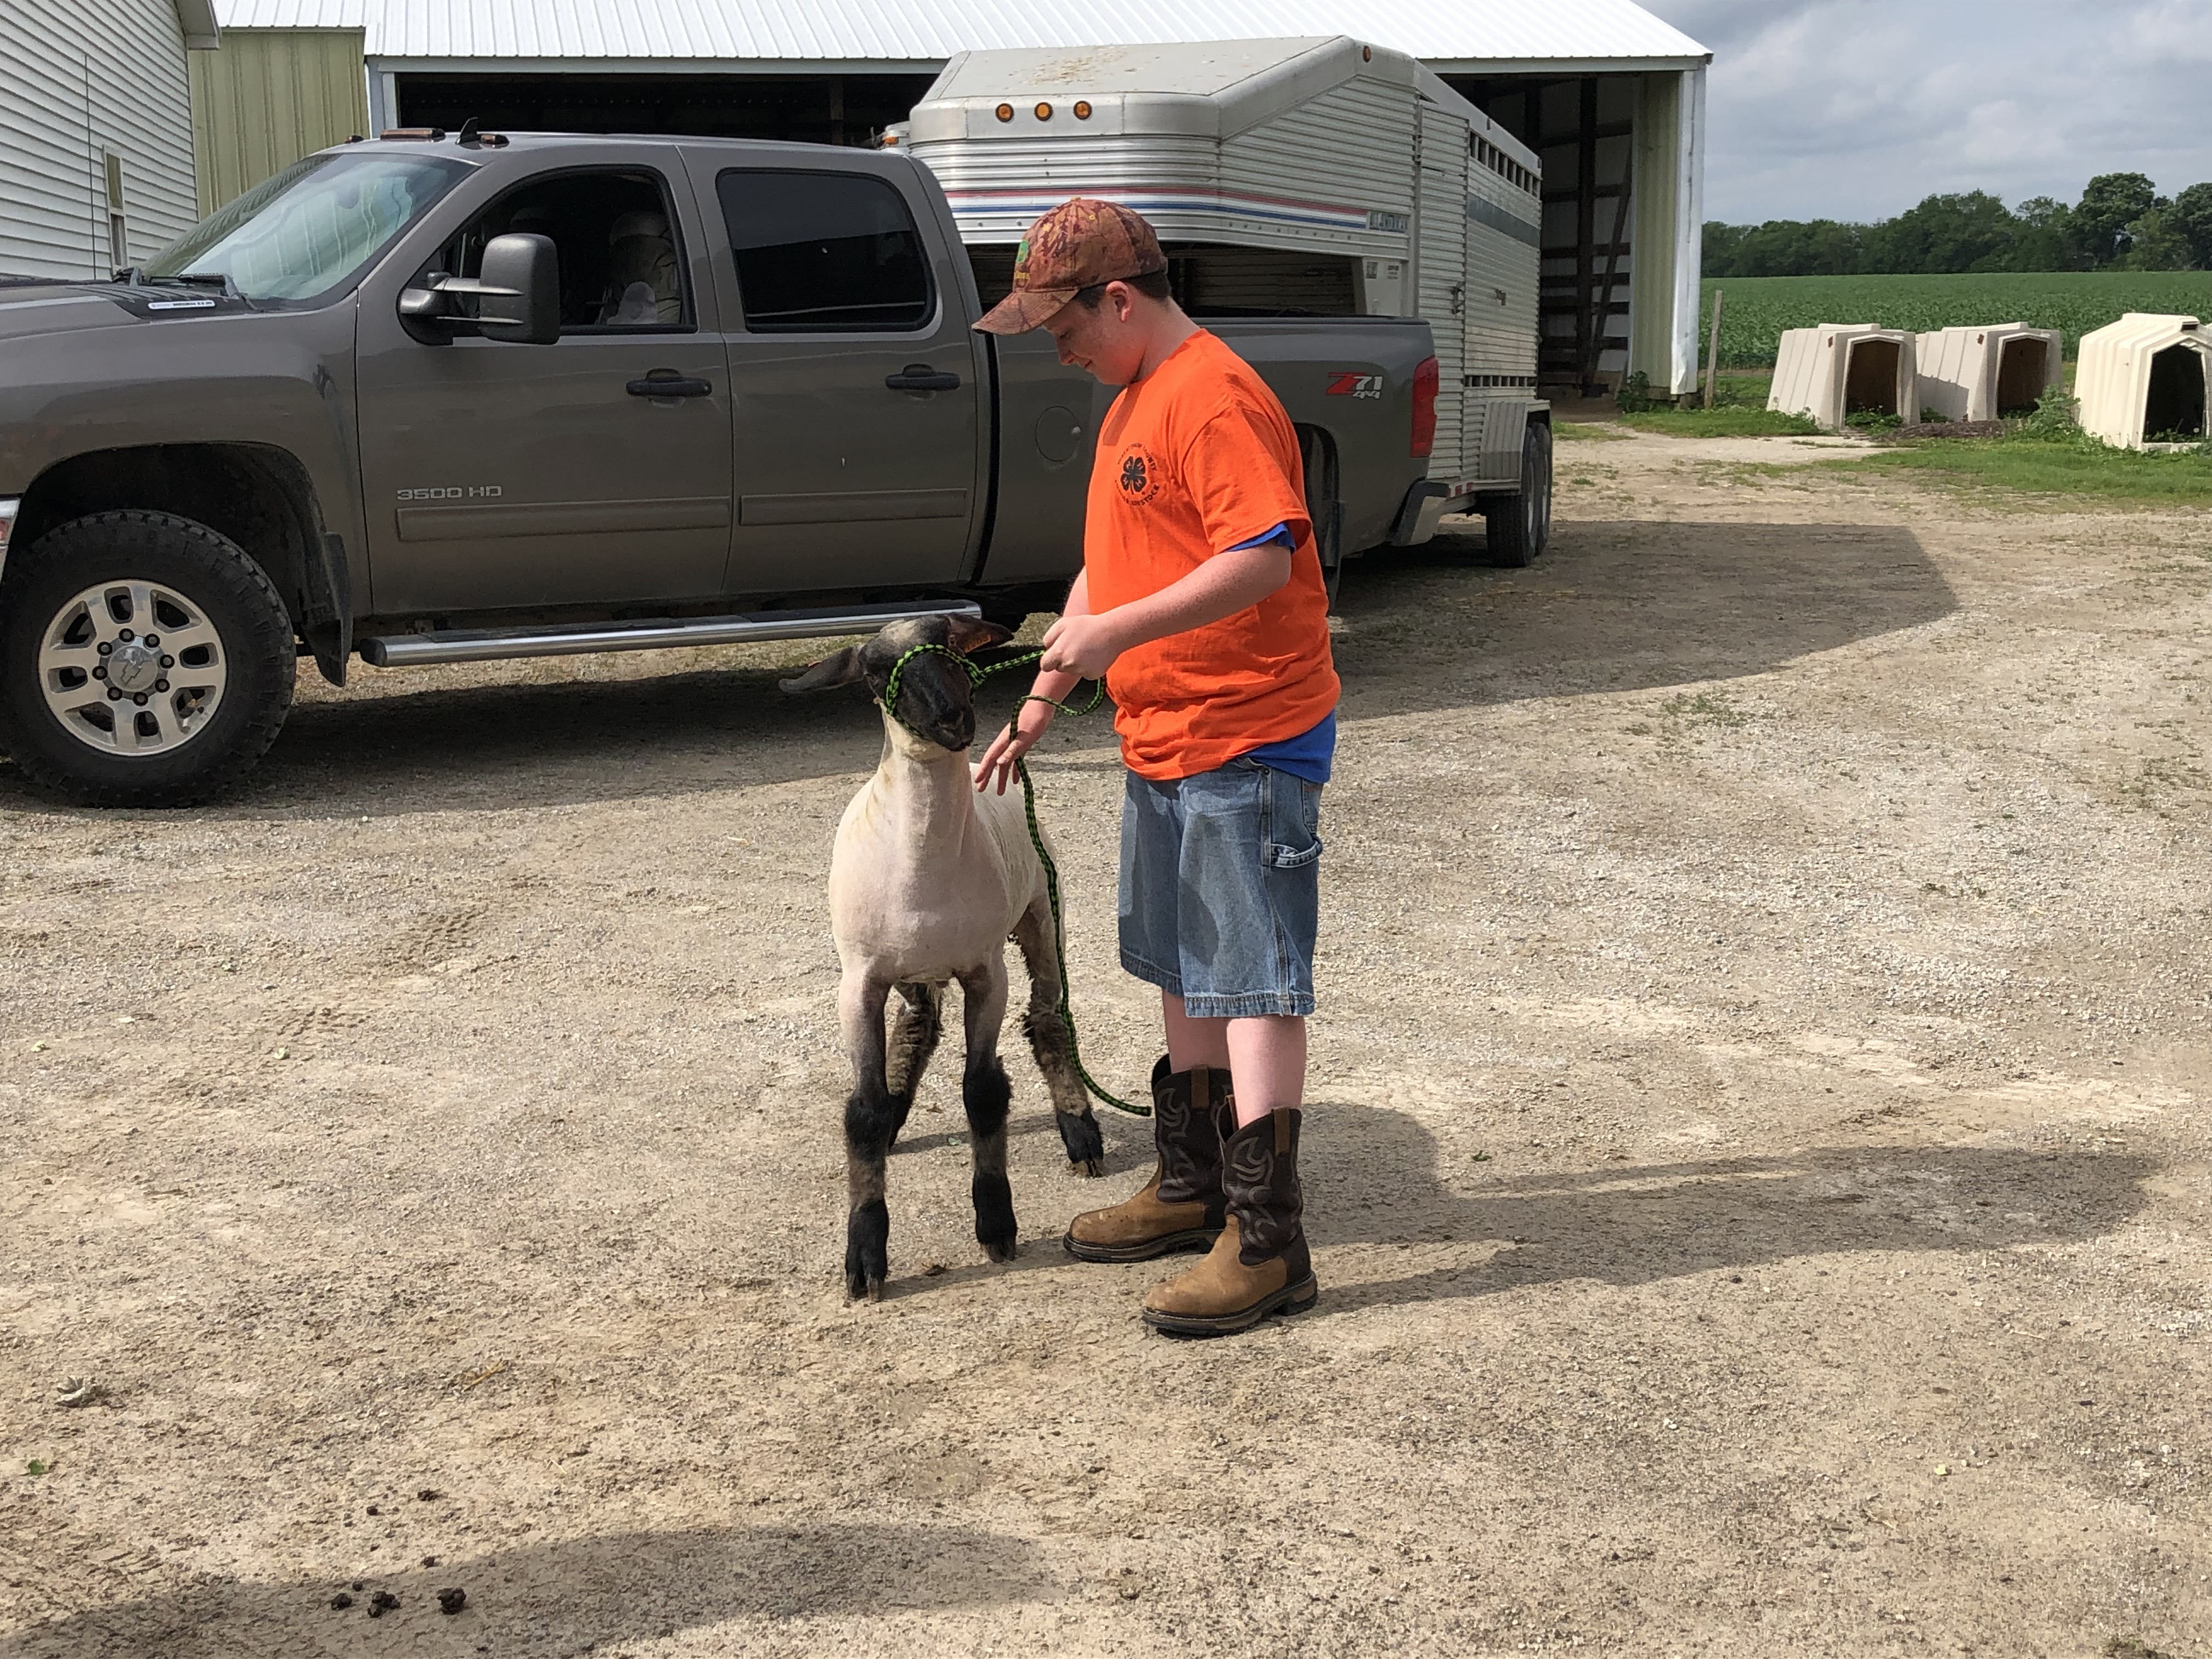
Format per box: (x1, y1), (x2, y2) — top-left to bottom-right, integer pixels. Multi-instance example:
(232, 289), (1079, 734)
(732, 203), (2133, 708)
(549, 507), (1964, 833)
(0, 511), (296, 806)
(1297, 425), (1345, 608)
(1481, 421), (1554, 568)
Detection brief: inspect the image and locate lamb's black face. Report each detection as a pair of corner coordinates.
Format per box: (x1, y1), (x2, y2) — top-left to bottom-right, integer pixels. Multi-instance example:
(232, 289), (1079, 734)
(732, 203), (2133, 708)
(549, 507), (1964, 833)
(861, 620), (977, 752)
(778, 614), (1015, 753)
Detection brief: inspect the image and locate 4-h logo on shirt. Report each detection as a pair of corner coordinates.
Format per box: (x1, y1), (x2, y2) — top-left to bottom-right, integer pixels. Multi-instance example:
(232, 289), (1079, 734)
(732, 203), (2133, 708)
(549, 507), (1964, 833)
(1117, 444), (1161, 504)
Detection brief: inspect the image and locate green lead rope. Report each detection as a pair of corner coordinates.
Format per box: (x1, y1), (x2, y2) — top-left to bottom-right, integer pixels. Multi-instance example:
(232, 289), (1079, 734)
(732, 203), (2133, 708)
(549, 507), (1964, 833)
(876, 642), (1150, 1118)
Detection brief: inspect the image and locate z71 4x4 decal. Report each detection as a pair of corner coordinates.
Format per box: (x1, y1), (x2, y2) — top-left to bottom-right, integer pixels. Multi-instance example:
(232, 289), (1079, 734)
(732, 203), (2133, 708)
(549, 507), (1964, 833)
(1326, 372), (1383, 399)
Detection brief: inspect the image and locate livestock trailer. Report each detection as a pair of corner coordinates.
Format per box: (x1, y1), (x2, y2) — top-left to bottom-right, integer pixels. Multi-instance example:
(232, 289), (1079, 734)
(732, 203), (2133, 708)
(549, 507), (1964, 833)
(1915, 324), (2062, 423)
(2075, 313), (2210, 450)
(903, 37), (1551, 551)
(1768, 324), (1918, 431)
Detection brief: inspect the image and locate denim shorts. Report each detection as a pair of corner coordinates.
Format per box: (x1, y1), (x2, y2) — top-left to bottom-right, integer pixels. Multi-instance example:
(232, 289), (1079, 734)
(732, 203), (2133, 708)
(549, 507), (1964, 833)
(1119, 758), (1324, 1018)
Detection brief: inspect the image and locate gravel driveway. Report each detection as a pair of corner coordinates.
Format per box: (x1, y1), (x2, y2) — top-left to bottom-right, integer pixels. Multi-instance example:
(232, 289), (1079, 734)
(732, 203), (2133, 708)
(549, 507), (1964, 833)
(3, 432), (2206, 1657)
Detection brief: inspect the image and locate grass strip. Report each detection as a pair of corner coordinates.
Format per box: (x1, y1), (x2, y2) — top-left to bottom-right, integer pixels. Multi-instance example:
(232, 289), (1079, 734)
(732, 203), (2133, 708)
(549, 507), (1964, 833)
(1618, 407), (1824, 438)
(1824, 437), (2212, 506)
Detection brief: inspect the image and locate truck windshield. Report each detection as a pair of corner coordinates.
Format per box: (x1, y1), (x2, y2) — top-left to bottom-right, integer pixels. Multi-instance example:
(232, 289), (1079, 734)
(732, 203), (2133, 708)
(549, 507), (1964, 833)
(140, 153), (470, 307)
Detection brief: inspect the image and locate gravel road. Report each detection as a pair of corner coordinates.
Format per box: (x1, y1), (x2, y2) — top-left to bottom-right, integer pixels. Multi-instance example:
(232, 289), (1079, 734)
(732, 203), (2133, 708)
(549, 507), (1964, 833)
(2, 432), (2206, 1657)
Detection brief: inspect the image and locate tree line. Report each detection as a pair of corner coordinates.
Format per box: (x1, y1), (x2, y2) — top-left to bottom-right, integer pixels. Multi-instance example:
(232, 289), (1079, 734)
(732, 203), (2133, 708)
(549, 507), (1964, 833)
(1703, 174), (2212, 278)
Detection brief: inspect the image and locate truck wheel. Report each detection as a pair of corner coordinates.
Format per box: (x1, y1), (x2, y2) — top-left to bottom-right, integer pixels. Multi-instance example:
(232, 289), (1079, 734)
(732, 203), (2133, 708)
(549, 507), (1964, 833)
(1297, 425), (1345, 608)
(0, 512), (296, 806)
(1482, 421), (1554, 568)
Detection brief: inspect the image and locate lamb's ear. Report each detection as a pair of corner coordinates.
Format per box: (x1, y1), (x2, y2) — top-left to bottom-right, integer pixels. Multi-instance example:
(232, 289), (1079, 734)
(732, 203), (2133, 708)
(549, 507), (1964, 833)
(779, 647), (866, 694)
(946, 617), (1015, 655)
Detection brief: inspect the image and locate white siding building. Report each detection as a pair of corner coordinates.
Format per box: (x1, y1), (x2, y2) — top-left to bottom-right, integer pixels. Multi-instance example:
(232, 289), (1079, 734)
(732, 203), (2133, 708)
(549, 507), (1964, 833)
(0, 1), (221, 279)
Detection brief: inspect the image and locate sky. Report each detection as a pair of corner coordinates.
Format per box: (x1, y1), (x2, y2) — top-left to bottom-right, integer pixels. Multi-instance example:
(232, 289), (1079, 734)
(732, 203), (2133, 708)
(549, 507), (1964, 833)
(1636, 0), (2212, 224)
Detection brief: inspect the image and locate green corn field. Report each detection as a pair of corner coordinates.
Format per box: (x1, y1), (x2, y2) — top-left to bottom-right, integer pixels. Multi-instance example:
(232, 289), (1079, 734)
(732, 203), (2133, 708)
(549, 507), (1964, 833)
(1699, 272), (2212, 368)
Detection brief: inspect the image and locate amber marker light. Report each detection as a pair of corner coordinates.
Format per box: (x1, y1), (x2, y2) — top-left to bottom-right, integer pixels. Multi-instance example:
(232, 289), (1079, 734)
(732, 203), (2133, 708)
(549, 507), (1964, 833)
(995, 103), (1014, 122)
(1073, 100), (1093, 119)
(1035, 102), (1054, 120)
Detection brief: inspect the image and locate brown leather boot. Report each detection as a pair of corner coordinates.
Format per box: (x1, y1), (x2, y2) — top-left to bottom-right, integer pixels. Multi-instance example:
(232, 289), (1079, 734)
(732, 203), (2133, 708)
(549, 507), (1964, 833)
(1141, 1107), (1316, 1336)
(1062, 1057), (1232, 1262)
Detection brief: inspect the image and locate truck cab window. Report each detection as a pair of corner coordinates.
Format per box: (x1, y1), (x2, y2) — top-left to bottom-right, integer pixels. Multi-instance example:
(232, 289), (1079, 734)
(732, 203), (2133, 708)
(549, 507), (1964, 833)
(430, 170), (689, 331)
(718, 170), (933, 332)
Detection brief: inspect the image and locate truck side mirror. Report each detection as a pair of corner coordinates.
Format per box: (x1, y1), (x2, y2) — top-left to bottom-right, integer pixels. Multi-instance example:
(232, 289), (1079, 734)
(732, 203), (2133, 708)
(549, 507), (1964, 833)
(398, 233), (560, 345)
(476, 233), (560, 345)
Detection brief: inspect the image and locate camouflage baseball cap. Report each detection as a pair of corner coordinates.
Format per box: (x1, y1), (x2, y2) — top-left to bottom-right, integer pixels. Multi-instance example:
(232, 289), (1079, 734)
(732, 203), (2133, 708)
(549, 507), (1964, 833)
(973, 198), (1169, 335)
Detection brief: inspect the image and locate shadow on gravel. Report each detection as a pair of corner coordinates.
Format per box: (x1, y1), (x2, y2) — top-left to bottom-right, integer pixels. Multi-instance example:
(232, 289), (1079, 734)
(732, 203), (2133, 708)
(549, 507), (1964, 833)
(1332, 518), (1956, 719)
(1300, 1104), (2148, 1315)
(0, 1521), (1046, 1658)
(0, 518), (1955, 819)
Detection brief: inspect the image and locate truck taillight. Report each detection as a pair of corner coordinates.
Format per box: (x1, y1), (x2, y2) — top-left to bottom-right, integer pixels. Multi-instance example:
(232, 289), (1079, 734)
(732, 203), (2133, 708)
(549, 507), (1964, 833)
(1410, 356), (1440, 457)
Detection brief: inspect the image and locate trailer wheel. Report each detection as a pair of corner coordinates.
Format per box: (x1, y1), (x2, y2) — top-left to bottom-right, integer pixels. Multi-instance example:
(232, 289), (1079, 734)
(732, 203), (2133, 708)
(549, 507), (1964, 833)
(0, 512), (296, 806)
(1482, 421), (1554, 568)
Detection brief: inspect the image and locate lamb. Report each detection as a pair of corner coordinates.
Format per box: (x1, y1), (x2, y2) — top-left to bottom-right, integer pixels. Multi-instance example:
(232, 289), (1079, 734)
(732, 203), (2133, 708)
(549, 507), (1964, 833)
(782, 615), (1107, 1301)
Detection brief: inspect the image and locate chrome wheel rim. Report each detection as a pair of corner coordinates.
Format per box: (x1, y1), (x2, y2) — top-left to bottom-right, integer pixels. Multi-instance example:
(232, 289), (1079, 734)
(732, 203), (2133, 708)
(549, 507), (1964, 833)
(37, 580), (228, 757)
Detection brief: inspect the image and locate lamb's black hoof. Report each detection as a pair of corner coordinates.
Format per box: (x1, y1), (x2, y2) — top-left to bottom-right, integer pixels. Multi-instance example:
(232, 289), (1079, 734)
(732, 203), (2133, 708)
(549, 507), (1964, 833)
(1056, 1110), (1106, 1173)
(845, 1199), (889, 1302)
(972, 1171), (1017, 1261)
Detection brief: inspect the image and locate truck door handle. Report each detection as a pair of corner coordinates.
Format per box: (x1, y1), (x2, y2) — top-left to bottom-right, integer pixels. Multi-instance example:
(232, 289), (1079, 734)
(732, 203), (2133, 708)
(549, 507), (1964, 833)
(885, 365), (961, 392)
(627, 373), (713, 398)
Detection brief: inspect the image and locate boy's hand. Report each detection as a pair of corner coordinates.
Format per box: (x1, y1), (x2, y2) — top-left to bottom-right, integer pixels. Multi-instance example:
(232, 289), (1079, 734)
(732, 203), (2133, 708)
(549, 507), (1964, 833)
(974, 698), (1056, 795)
(1039, 612), (1125, 680)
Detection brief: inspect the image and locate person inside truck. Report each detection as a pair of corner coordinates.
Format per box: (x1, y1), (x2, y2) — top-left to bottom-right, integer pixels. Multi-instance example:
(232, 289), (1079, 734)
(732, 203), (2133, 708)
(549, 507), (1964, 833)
(972, 198), (1335, 1338)
(430, 172), (687, 331)
(598, 209), (682, 325)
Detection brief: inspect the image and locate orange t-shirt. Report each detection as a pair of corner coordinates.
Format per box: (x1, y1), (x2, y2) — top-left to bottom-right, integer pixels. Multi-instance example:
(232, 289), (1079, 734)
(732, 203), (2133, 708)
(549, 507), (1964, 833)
(1085, 330), (1340, 781)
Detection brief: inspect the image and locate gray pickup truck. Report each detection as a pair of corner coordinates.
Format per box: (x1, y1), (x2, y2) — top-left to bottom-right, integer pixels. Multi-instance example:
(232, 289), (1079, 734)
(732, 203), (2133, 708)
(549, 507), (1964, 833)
(0, 128), (1461, 805)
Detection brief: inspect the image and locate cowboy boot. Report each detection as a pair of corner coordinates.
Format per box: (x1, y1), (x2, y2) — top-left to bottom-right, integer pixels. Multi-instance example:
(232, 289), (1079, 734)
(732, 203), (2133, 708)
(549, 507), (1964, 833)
(1141, 1107), (1317, 1336)
(1062, 1056), (1233, 1262)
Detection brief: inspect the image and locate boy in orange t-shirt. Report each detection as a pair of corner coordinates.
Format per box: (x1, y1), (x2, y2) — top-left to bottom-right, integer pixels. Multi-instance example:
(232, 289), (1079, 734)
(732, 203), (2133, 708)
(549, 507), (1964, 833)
(973, 199), (1336, 1336)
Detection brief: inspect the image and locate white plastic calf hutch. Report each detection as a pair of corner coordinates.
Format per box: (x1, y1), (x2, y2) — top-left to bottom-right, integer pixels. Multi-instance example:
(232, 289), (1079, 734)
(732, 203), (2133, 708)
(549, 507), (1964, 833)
(1915, 324), (2062, 423)
(905, 37), (1550, 545)
(2076, 313), (2211, 450)
(1767, 325), (1918, 431)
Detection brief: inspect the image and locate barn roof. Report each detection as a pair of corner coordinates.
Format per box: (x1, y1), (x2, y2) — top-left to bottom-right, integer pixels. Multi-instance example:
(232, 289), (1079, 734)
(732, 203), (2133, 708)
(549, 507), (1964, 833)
(212, 0), (1709, 72)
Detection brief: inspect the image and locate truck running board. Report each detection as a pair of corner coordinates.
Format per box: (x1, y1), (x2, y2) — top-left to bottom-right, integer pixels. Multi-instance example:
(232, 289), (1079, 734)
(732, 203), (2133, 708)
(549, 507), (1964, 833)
(356, 600), (985, 668)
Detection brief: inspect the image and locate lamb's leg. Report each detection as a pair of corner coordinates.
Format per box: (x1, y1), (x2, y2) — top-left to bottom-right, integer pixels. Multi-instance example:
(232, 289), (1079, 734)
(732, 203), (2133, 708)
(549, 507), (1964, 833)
(1014, 896), (1106, 1176)
(884, 980), (943, 1143)
(838, 968), (898, 1302)
(957, 955), (1019, 1262)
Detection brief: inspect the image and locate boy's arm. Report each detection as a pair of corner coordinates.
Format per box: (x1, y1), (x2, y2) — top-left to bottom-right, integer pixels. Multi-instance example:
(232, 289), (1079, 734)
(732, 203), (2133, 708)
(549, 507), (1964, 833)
(1037, 541), (1293, 680)
(973, 568), (1092, 795)
(976, 538), (1296, 793)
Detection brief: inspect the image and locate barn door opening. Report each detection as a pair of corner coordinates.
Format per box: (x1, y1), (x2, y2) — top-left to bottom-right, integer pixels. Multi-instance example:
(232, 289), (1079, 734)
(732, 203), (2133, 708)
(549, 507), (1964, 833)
(2143, 345), (2208, 442)
(1995, 336), (2048, 416)
(1844, 338), (1901, 417)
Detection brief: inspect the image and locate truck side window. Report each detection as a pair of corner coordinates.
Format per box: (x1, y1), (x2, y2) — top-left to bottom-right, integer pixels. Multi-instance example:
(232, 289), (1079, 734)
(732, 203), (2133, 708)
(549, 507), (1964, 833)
(716, 170), (933, 333)
(430, 168), (690, 332)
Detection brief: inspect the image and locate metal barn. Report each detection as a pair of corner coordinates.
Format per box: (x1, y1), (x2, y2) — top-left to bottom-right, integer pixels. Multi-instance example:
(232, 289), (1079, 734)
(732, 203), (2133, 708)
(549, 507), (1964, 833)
(207, 0), (1712, 397)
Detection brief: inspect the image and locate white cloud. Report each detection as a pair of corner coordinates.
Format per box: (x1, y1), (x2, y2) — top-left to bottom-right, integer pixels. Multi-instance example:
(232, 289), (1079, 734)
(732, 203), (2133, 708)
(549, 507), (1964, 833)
(1639, 0), (2212, 222)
